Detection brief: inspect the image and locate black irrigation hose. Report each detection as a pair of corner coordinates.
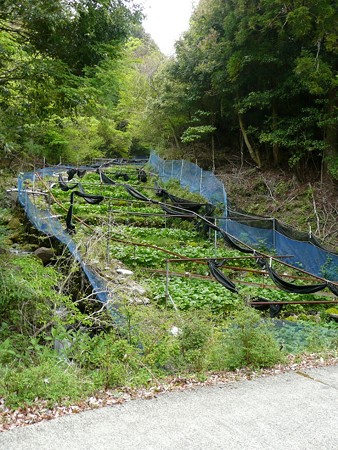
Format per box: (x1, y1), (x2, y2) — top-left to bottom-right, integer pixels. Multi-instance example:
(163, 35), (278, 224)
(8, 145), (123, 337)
(262, 261), (338, 296)
(99, 171), (116, 185)
(207, 260), (238, 293)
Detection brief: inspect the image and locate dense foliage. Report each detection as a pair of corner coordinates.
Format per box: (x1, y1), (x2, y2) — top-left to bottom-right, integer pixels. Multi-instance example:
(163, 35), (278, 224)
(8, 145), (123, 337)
(144, 0), (338, 179)
(0, 0), (337, 413)
(1, 0), (336, 179)
(0, 0), (164, 165)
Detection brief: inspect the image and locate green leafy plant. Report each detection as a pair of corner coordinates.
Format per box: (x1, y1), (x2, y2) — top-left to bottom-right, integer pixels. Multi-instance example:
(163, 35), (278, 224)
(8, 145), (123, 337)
(0, 353), (95, 409)
(177, 314), (211, 372)
(222, 307), (284, 369)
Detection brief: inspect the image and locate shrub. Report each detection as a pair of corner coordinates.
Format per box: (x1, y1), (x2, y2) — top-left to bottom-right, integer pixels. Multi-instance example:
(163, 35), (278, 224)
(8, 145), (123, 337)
(0, 351), (94, 409)
(223, 307), (284, 370)
(0, 254), (72, 337)
(172, 313), (212, 372)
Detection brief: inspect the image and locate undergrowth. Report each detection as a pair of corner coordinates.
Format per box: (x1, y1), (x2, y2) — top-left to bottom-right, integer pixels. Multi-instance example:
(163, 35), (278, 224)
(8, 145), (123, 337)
(0, 166), (337, 410)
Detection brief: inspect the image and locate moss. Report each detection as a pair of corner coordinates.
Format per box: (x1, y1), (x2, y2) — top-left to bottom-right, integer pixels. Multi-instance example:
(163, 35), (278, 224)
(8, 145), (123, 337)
(326, 307), (338, 315)
(284, 316), (298, 322)
(7, 217), (22, 230)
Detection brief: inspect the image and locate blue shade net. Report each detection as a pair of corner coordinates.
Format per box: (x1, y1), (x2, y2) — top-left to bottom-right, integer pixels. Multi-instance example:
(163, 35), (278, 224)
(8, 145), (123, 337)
(149, 153), (228, 209)
(17, 167), (119, 317)
(149, 152), (338, 282)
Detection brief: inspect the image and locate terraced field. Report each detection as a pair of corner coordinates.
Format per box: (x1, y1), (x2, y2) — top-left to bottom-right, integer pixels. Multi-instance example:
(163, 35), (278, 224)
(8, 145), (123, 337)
(2, 162), (335, 411)
(30, 164), (337, 321)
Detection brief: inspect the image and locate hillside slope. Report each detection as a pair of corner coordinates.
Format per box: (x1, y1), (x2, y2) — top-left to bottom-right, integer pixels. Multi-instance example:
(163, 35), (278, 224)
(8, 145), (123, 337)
(217, 164), (337, 252)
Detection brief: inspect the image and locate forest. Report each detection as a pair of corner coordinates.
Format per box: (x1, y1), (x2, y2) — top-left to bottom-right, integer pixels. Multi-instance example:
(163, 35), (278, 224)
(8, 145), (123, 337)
(0, 0), (337, 180)
(0, 0), (337, 427)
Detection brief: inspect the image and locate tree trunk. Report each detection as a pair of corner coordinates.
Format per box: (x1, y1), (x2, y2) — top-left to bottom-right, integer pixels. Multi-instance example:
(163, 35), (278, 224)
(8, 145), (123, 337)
(169, 120), (181, 150)
(211, 133), (215, 172)
(323, 88), (338, 179)
(238, 114), (262, 168)
(272, 105), (280, 166)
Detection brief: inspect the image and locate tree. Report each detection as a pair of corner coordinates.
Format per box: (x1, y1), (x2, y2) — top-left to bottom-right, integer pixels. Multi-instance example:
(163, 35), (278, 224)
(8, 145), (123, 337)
(0, 0), (142, 75)
(0, 0), (143, 164)
(150, 0), (338, 179)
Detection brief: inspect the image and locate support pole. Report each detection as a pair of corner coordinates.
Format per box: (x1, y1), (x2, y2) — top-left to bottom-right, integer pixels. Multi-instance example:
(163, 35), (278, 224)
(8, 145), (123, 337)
(180, 160), (184, 182)
(200, 168), (203, 194)
(214, 218), (217, 257)
(32, 169), (36, 206)
(165, 259), (170, 308)
(106, 201), (111, 265)
(47, 181), (51, 213)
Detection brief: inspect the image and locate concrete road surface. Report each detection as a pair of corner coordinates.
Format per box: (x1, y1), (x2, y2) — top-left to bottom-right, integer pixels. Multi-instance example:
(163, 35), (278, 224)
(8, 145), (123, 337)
(1, 365), (337, 450)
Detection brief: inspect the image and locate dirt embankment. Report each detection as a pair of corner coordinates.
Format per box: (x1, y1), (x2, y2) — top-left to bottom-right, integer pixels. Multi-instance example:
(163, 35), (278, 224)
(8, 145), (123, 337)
(217, 164), (338, 252)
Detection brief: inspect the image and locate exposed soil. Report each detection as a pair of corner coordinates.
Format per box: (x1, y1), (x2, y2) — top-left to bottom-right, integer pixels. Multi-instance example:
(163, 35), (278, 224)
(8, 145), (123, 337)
(216, 162), (338, 252)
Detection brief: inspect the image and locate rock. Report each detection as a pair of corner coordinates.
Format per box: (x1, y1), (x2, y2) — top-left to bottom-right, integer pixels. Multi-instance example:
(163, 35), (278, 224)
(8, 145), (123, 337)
(132, 285), (146, 295)
(132, 297), (151, 305)
(170, 326), (182, 336)
(116, 268), (133, 276)
(34, 247), (54, 265)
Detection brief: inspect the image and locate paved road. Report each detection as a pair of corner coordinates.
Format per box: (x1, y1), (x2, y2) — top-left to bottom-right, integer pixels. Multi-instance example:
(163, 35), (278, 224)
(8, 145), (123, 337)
(1, 366), (337, 450)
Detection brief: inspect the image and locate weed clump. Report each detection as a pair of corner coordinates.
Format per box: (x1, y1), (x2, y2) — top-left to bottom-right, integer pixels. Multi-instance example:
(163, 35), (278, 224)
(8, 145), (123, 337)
(222, 308), (285, 370)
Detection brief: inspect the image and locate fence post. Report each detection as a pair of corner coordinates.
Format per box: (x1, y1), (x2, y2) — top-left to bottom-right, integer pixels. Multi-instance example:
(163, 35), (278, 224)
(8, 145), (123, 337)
(47, 181), (51, 213)
(32, 169), (36, 206)
(214, 218), (217, 257)
(106, 201), (111, 264)
(180, 160), (184, 182)
(200, 168), (203, 194)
